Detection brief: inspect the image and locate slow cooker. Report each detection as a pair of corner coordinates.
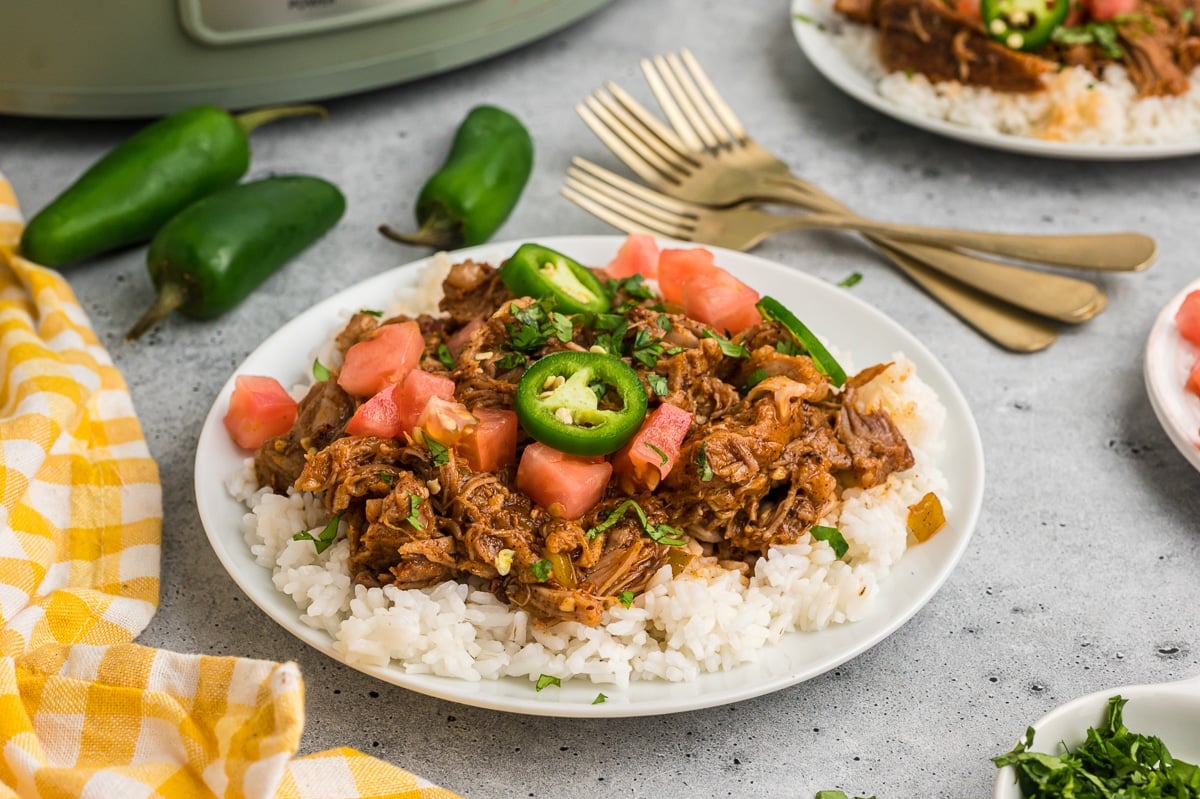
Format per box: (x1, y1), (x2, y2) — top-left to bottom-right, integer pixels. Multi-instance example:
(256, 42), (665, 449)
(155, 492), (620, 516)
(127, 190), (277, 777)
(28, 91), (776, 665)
(0, 0), (611, 118)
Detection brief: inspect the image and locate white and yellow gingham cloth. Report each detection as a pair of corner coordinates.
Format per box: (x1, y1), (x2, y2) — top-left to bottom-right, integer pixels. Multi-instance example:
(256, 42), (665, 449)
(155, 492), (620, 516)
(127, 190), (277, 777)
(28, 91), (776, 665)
(0, 172), (462, 799)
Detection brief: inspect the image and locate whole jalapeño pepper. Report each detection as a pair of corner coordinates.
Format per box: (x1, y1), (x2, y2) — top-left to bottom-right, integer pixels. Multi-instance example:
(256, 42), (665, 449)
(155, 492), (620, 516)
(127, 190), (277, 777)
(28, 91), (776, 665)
(514, 351), (648, 457)
(20, 104), (327, 267)
(125, 175), (345, 341)
(379, 105), (533, 249)
(981, 0), (1069, 50)
(498, 243), (610, 314)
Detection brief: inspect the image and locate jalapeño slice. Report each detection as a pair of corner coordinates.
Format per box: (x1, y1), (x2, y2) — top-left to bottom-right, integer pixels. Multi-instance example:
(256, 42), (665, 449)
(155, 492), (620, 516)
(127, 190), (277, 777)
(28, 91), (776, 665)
(499, 243), (610, 314)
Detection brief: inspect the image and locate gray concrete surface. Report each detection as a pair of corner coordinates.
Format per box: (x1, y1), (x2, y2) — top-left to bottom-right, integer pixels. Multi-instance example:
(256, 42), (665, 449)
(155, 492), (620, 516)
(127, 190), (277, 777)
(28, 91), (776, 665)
(2, 1), (1198, 797)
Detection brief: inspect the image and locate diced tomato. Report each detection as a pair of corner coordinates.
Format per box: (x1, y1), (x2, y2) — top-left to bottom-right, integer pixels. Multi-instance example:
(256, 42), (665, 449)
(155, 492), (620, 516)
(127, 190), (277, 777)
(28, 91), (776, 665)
(606, 234), (660, 279)
(516, 442), (612, 519)
(1087, 0), (1136, 20)
(398, 369), (456, 435)
(417, 397), (477, 447)
(1176, 290), (1200, 347)
(656, 247), (716, 305)
(954, 0), (981, 18)
(446, 318), (484, 357)
(223, 375), (298, 450)
(458, 408), (518, 471)
(345, 384), (404, 438)
(337, 321), (423, 397)
(611, 403), (694, 493)
(1186, 358), (1200, 398)
(680, 267), (763, 335)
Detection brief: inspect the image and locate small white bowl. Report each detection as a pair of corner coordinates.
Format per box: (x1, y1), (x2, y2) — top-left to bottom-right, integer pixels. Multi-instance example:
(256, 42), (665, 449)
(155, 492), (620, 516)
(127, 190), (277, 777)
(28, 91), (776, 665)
(993, 674), (1200, 799)
(1144, 277), (1200, 475)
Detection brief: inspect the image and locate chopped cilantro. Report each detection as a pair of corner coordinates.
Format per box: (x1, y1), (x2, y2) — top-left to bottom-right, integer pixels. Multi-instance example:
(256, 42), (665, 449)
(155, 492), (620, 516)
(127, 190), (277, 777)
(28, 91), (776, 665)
(435, 343), (455, 370)
(531, 559), (552, 582)
(293, 514), (341, 554)
(506, 300), (573, 354)
(425, 437), (450, 467)
(657, 315), (673, 333)
(630, 329), (664, 367)
(495, 352), (526, 370)
(793, 11), (828, 29)
(550, 312), (574, 343)
(1183, 7), (1195, 21)
(618, 590), (635, 608)
(586, 500), (687, 546)
(1052, 22), (1124, 58)
(605, 274), (656, 303)
(837, 272), (863, 288)
(359, 309), (383, 317)
(405, 494), (425, 530)
(776, 339), (803, 356)
(535, 674), (561, 691)
(694, 443), (714, 482)
(312, 358), (331, 382)
(701, 329), (749, 358)
(593, 692), (608, 704)
(380, 472), (393, 484)
(810, 525), (849, 559)
(645, 442), (668, 466)
(743, 368), (768, 391)
(646, 373), (669, 397)
(664, 346), (685, 356)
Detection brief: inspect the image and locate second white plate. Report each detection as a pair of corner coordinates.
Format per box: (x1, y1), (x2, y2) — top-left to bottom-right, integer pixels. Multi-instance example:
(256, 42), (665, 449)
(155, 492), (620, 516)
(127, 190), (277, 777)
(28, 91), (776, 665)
(194, 235), (985, 717)
(1145, 278), (1200, 475)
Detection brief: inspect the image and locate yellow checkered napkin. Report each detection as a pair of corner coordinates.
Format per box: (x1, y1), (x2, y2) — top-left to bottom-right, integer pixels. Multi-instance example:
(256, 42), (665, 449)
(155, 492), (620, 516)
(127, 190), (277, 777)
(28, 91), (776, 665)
(0, 172), (462, 799)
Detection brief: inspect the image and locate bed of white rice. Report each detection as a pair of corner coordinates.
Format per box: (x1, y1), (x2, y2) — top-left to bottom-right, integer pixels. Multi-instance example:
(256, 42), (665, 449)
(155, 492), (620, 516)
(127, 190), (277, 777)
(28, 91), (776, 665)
(225, 258), (949, 687)
(833, 20), (1200, 145)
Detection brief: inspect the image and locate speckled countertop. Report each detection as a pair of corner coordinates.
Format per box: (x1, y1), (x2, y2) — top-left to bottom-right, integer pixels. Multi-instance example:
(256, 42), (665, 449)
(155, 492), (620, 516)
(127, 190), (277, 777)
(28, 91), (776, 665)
(2, 1), (1198, 797)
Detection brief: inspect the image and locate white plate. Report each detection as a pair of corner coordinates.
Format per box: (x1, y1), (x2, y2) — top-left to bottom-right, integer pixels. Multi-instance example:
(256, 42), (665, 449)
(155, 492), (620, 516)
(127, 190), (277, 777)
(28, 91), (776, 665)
(1144, 278), (1200, 474)
(194, 235), (985, 717)
(790, 0), (1200, 160)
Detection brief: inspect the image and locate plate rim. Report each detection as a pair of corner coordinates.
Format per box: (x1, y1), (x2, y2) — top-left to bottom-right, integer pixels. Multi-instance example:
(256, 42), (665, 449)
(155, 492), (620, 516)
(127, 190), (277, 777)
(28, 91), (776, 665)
(1143, 277), (1200, 475)
(194, 234), (985, 718)
(789, 0), (1200, 161)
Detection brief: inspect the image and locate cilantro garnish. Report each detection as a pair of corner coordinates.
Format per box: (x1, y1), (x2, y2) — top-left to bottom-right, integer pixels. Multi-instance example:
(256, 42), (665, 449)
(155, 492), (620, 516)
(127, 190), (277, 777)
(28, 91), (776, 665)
(506, 300), (572, 353)
(435, 343), (455, 370)
(380, 472), (393, 484)
(694, 443), (714, 482)
(664, 346), (685, 356)
(405, 494), (425, 530)
(360, 309), (383, 317)
(646, 373), (669, 397)
(312, 358), (331, 382)
(629, 329), (664, 368)
(530, 559), (552, 582)
(776, 339), (803, 356)
(645, 442), (668, 466)
(993, 695), (1200, 798)
(593, 693), (608, 704)
(743, 368), (768, 391)
(618, 590), (635, 608)
(586, 500), (687, 546)
(425, 437), (450, 467)
(810, 525), (849, 559)
(535, 674), (561, 691)
(701, 329), (749, 358)
(837, 272), (863, 288)
(495, 352), (526, 370)
(605, 274), (656, 303)
(657, 315), (673, 333)
(293, 514), (341, 554)
(1052, 21), (1124, 58)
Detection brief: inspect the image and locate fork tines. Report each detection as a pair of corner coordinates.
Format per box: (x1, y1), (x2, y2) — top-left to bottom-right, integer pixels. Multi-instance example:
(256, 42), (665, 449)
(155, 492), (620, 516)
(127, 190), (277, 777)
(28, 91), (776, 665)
(561, 158), (699, 242)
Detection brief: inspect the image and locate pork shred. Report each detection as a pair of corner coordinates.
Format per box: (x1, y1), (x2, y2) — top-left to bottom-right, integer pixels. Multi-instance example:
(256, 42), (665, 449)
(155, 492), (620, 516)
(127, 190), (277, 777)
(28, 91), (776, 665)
(849, 0), (1197, 97)
(254, 260), (918, 625)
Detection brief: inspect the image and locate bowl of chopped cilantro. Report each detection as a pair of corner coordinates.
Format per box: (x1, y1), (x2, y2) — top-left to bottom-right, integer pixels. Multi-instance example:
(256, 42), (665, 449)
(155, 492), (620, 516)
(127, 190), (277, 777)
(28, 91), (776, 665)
(992, 674), (1200, 798)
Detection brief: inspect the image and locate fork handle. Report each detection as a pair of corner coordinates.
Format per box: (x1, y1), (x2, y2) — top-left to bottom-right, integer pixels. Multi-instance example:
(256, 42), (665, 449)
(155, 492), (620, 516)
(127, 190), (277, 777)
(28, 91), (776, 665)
(752, 180), (1155, 272)
(869, 238), (1058, 353)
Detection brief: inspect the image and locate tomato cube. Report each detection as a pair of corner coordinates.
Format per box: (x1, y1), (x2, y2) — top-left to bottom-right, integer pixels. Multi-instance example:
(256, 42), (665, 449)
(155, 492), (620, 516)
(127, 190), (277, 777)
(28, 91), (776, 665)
(680, 268), (762, 335)
(223, 375), (298, 450)
(606, 234), (660, 279)
(516, 442), (612, 519)
(398, 369), (456, 435)
(1188, 357), (1200, 399)
(337, 321), (424, 397)
(458, 408), (519, 472)
(1176, 290), (1200, 348)
(611, 403), (694, 493)
(345, 384), (404, 438)
(656, 247), (715, 305)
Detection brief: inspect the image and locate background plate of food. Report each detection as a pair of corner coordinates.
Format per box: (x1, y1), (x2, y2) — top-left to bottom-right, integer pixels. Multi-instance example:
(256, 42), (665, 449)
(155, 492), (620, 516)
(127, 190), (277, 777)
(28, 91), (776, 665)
(194, 235), (985, 717)
(791, 0), (1200, 159)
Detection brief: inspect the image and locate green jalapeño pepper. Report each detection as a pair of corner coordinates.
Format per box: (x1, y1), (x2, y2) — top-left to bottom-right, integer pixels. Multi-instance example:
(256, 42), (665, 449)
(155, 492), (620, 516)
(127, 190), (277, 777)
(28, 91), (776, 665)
(498, 243), (610, 314)
(125, 175), (345, 341)
(379, 105), (533, 249)
(515, 351), (648, 457)
(20, 103), (326, 267)
(756, 296), (847, 388)
(981, 0), (1069, 51)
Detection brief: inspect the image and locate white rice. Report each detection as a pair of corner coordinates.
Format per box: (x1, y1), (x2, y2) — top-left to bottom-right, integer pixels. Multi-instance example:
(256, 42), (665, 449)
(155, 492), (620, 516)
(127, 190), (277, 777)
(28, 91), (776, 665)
(227, 263), (949, 686)
(831, 19), (1200, 145)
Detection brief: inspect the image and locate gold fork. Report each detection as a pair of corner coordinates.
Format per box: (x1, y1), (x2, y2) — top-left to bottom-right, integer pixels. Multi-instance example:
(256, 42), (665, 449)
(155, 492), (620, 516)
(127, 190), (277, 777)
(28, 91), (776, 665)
(584, 50), (1155, 273)
(563, 157), (1106, 326)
